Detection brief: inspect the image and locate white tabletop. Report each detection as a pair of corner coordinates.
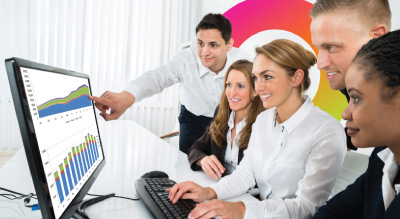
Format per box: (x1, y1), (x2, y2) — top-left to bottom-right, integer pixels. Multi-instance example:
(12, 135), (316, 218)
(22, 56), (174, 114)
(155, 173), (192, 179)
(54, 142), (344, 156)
(0, 120), (257, 218)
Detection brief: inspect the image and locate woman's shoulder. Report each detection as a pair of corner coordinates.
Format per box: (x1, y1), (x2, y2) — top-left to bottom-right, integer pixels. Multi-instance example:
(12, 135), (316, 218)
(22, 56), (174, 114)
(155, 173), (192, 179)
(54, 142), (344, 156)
(308, 106), (344, 131)
(253, 108), (276, 125)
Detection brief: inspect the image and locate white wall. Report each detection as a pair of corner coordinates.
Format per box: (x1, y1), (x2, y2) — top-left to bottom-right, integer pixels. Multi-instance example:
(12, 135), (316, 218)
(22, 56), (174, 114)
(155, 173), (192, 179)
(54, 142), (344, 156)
(0, 0), (28, 151)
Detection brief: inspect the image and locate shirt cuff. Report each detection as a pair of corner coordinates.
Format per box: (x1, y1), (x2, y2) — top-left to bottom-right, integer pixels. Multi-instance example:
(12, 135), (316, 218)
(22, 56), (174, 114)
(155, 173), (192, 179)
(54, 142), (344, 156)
(124, 82), (143, 102)
(242, 200), (263, 219)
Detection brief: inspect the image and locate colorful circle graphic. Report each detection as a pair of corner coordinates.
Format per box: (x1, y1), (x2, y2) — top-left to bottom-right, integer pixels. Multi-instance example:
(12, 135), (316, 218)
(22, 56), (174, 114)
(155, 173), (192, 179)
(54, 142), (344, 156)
(224, 0), (348, 121)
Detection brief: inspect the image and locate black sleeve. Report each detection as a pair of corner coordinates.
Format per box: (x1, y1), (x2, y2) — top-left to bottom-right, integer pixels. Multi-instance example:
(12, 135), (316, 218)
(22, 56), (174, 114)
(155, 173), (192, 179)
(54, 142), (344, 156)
(187, 128), (213, 171)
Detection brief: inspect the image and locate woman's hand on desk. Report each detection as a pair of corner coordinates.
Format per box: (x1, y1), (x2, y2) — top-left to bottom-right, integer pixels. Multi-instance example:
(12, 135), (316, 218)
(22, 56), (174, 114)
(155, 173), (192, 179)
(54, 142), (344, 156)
(166, 181), (216, 203)
(197, 155), (225, 179)
(188, 200), (246, 219)
(89, 91), (135, 121)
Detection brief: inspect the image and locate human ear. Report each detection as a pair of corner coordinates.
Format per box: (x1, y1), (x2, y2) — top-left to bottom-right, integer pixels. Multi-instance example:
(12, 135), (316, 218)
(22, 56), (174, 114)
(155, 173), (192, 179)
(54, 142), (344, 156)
(371, 24), (387, 39)
(227, 38), (234, 50)
(293, 69), (304, 87)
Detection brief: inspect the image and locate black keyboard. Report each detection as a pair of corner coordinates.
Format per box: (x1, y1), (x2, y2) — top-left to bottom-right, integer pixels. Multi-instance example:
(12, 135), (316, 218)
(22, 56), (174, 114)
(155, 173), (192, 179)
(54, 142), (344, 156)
(135, 178), (196, 219)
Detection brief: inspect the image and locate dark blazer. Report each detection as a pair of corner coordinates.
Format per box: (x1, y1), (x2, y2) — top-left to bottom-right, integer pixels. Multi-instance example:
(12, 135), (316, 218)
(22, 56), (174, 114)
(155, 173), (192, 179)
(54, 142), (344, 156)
(313, 146), (400, 219)
(187, 106), (245, 173)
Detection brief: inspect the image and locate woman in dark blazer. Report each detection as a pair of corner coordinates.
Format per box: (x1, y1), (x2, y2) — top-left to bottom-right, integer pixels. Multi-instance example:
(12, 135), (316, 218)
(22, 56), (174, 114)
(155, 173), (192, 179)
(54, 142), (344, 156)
(313, 29), (400, 218)
(187, 59), (264, 179)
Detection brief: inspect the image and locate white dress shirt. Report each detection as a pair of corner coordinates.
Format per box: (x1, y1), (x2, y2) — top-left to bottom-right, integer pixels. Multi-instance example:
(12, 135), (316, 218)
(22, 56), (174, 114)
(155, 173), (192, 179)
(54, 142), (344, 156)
(378, 148), (400, 210)
(224, 111), (246, 175)
(125, 46), (252, 117)
(210, 97), (346, 218)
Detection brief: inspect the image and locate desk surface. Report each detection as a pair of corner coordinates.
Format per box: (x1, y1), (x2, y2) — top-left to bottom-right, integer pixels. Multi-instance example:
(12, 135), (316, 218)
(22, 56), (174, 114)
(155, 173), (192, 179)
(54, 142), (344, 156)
(0, 120), (256, 218)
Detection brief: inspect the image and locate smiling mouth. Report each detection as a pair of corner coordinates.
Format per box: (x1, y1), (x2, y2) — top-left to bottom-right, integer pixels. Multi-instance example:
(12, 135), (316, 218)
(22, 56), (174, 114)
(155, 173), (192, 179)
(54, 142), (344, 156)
(259, 94), (271, 100)
(327, 72), (338, 76)
(230, 98), (241, 102)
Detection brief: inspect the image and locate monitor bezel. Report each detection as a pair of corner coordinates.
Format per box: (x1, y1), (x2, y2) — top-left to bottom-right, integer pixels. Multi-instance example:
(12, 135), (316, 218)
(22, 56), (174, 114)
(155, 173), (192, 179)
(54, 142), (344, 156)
(5, 57), (106, 219)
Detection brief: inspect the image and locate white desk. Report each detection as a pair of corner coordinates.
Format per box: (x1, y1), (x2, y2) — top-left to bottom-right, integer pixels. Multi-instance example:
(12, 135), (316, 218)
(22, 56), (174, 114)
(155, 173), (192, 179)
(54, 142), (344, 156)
(0, 120), (257, 218)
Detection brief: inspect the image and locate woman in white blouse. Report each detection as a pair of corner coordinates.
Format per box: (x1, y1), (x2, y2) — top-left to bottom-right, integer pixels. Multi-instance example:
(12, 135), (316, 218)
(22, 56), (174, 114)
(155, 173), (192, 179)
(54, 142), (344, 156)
(167, 39), (346, 219)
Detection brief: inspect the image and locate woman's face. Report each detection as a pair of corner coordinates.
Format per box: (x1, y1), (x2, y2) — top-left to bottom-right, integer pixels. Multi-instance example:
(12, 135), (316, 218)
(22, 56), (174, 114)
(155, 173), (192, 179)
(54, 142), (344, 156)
(252, 54), (296, 110)
(342, 63), (400, 148)
(225, 69), (254, 114)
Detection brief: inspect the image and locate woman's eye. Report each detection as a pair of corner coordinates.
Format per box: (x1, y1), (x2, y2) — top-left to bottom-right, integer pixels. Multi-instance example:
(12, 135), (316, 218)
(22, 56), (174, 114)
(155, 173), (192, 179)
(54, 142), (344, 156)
(238, 84), (245, 88)
(264, 75), (272, 80)
(351, 96), (360, 103)
(226, 83), (232, 87)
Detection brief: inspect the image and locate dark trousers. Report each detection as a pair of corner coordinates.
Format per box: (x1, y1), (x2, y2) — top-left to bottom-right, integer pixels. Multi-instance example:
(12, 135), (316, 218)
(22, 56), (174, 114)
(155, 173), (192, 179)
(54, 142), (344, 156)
(178, 105), (213, 154)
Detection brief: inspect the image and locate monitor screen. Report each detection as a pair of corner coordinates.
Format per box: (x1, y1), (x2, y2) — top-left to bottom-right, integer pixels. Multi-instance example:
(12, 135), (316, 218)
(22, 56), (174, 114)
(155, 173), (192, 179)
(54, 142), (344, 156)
(5, 58), (105, 219)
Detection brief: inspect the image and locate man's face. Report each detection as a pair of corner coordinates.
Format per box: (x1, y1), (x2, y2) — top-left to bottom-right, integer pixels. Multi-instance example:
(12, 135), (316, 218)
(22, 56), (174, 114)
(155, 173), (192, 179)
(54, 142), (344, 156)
(311, 13), (371, 90)
(196, 29), (233, 74)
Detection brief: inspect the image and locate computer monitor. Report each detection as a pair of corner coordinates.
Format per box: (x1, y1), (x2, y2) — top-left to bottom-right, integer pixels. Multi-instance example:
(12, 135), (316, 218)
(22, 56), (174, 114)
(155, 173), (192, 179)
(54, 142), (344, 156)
(5, 57), (106, 219)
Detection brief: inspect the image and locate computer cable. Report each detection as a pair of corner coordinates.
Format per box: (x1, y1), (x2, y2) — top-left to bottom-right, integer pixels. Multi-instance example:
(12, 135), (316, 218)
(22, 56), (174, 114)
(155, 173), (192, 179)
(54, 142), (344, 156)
(87, 193), (140, 201)
(70, 193), (140, 219)
(0, 187), (39, 210)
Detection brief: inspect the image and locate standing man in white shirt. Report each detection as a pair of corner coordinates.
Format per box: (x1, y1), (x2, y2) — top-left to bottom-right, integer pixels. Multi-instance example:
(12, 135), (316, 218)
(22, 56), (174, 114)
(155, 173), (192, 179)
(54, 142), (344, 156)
(90, 13), (251, 154)
(309, 0), (391, 150)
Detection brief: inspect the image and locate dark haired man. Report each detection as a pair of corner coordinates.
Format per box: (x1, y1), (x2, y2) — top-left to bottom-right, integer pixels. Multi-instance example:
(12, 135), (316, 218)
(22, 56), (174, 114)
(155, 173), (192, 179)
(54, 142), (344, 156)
(310, 0), (391, 150)
(90, 13), (251, 154)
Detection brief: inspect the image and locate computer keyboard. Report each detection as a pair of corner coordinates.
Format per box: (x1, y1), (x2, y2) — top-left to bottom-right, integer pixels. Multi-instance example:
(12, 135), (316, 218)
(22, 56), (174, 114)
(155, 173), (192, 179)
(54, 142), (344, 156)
(135, 178), (196, 219)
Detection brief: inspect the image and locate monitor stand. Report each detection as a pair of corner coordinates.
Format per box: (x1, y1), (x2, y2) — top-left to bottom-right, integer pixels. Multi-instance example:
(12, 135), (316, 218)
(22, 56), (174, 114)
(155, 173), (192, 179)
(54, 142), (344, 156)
(72, 193), (115, 219)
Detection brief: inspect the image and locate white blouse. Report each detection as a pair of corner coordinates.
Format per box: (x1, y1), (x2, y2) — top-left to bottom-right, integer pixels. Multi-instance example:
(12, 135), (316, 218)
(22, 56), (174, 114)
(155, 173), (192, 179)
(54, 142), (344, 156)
(210, 97), (347, 218)
(224, 111), (246, 175)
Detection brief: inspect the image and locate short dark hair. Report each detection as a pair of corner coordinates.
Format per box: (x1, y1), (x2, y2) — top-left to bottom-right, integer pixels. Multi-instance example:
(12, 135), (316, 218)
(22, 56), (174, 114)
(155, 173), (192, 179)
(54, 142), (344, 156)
(195, 13), (232, 44)
(353, 29), (400, 103)
(310, 0), (392, 33)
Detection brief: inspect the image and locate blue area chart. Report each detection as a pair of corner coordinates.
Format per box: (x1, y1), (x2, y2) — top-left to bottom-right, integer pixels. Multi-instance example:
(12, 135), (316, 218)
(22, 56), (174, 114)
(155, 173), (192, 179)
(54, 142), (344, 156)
(38, 95), (92, 118)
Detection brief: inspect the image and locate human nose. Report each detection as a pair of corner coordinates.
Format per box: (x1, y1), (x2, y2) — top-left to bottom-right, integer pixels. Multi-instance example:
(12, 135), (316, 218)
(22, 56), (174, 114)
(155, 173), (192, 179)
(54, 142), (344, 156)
(202, 45), (211, 56)
(342, 103), (352, 121)
(317, 50), (330, 70)
(255, 80), (263, 93)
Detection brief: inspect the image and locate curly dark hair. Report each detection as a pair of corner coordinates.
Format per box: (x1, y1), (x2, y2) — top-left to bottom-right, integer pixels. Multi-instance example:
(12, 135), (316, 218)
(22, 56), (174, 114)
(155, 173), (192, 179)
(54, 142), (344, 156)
(353, 29), (400, 103)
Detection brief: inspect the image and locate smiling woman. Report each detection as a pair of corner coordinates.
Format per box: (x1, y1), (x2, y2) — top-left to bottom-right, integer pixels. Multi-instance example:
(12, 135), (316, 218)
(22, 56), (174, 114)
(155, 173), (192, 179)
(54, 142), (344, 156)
(313, 29), (400, 218)
(187, 59), (264, 179)
(168, 39), (347, 219)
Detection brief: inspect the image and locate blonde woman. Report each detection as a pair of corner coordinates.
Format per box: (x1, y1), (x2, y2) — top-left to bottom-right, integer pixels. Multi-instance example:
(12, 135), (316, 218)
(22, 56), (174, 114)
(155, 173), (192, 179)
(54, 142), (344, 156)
(168, 39), (346, 219)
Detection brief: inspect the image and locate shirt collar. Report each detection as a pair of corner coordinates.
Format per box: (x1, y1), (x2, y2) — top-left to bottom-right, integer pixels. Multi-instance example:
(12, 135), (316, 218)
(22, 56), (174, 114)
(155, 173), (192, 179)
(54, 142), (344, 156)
(378, 147), (394, 163)
(228, 110), (247, 130)
(197, 48), (232, 78)
(273, 96), (314, 134)
(378, 147), (400, 210)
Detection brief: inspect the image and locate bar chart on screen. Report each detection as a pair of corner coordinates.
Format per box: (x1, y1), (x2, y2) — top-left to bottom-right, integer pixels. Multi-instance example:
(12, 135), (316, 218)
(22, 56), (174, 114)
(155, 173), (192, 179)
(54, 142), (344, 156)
(49, 133), (102, 205)
(19, 67), (104, 211)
